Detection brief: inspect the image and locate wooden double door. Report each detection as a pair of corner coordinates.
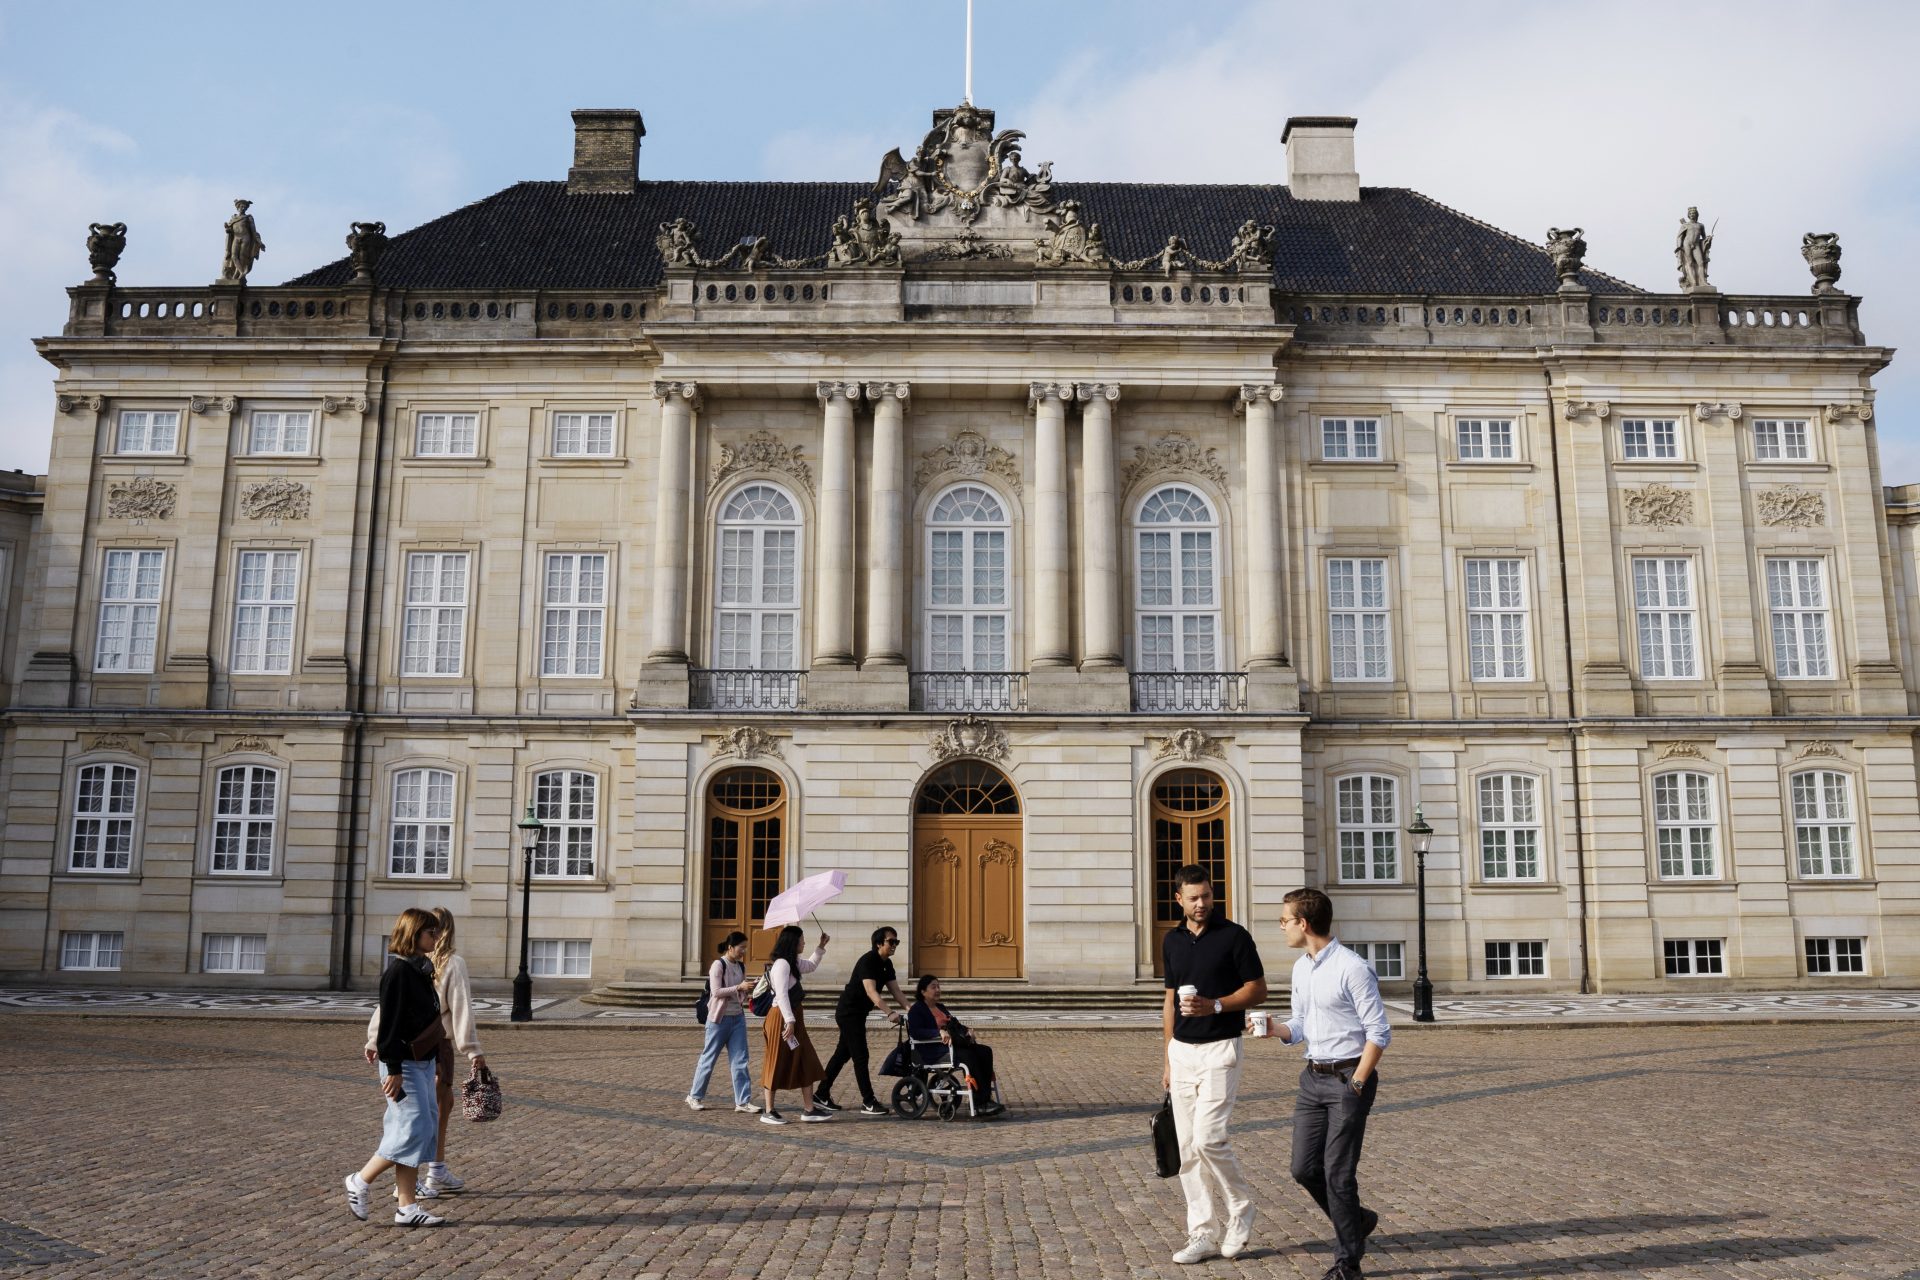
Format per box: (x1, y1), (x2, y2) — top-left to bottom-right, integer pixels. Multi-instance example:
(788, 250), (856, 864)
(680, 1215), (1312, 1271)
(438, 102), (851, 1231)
(912, 762), (1023, 980)
(702, 766), (786, 967)
(1150, 768), (1232, 975)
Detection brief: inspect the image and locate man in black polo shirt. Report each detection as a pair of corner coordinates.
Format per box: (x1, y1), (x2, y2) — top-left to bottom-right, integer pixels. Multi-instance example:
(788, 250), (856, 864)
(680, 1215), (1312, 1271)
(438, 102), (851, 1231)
(814, 926), (909, 1116)
(1161, 864), (1267, 1265)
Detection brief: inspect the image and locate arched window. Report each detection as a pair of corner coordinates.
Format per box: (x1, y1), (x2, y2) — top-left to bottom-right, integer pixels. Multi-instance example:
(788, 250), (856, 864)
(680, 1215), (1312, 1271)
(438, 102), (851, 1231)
(389, 767), (456, 878)
(212, 764), (280, 875)
(1334, 773), (1398, 882)
(925, 484), (1010, 671)
(1477, 773), (1541, 881)
(1134, 486), (1219, 671)
(1791, 770), (1856, 877)
(532, 769), (597, 879)
(714, 484), (801, 669)
(1652, 771), (1716, 879)
(916, 760), (1021, 815)
(70, 763), (140, 873)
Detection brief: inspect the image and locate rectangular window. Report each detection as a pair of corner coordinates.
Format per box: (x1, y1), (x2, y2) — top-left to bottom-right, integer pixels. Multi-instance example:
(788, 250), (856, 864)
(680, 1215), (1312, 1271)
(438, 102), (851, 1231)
(401, 552), (469, 676)
(69, 763), (139, 873)
(202, 933), (267, 974)
(231, 550), (300, 674)
(415, 412), (478, 457)
(1633, 557), (1699, 679)
(389, 768), (455, 878)
(1349, 941), (1405, 980)
(1653, 772), (1718, 878)
(116, 410), (179, 454)
(1321, 417), (1381, 461)
(541, 553), (607, 676)
(95, 549), (165, 673)
(211, 765), (279, 875)
(1621, 417), (1679, 460)
(1662, 938), (1725, 977)
(1752, 419), (1810, 461)
(1478, 774), (1541, 880)
(1465, 558), (1529, 680)
(1804, 936), (1866, 975)
(552, 412), (615, 457)
(1766, 558), (1832, 679)
(530, 938), (592, 977)
(60, 930), (124, 971)
(1335, 774), (1399, 881)
(533, 770), (597, 878)
(1456, 417), (1515, 461)
(1327, 558), (1390, 681)
(246, 411), (312, 455)
(1484, 940), (1545, 979)
(1791, 770), (1856, 877)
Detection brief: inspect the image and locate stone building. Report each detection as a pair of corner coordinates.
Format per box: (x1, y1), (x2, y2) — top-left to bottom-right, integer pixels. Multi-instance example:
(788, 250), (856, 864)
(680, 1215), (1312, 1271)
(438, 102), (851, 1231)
(1, 105), (1911, 994)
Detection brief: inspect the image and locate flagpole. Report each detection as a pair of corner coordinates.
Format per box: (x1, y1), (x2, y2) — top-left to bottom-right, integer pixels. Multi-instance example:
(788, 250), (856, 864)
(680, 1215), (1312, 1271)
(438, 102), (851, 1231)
(964, 0), (973, 105)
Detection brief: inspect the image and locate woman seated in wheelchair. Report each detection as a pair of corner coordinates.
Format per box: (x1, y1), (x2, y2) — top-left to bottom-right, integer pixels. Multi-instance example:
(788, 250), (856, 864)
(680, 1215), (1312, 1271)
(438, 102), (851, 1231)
(907, 974), (1005, 1117)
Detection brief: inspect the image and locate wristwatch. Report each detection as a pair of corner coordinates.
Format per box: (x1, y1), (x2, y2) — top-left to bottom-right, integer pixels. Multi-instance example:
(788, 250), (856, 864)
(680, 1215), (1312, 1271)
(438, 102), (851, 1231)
(1212, 999), (1223, 1015)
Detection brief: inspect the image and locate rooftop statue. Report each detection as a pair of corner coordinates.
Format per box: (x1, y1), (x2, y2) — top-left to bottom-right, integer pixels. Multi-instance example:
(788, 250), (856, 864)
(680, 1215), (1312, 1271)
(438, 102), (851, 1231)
(1035, 201), (1109, 268)
(219, 199), (265, 285)
(86, 221), (127, 285)
(1801, 232), (1842, 294)
(656, 216), (701, 268)
(1225, 220), (1276, 274)
(1675, 206), (1713, 292)
(876, 103), (1056, 225)
(346, 221), (388, 285)
(827, 198), (902, 268)
(1546, 227), (1586, 289)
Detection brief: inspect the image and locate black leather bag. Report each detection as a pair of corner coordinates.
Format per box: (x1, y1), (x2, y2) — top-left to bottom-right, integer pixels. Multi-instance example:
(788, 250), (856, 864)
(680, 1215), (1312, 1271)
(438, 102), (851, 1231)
(1151, 1091), (1181, 1178)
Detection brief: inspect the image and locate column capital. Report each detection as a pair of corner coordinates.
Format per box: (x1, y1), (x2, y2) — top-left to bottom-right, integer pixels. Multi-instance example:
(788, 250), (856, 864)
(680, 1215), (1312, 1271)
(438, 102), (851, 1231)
(817, 380), (862, 405)
(55, 394), (104, 415)
(1236, 382), (1284, 406)
(1028, 381), (1077, 409)
(652, 380), (703, 410)
(1565, 398), (1610, 421)
(1693, 401), (1743, 422)
(188, 395), (237, 415)
(863, 380), (911, 407)
(1075, 382), (1120, 404)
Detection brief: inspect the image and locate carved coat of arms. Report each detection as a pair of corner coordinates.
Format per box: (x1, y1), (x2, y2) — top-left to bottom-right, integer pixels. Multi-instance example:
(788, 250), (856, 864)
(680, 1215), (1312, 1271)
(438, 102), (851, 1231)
(877, 104), (1055, 226)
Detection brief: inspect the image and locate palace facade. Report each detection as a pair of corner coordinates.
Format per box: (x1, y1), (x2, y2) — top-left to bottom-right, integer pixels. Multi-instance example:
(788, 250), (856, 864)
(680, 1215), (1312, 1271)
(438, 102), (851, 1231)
(2, 105), (1912, 994)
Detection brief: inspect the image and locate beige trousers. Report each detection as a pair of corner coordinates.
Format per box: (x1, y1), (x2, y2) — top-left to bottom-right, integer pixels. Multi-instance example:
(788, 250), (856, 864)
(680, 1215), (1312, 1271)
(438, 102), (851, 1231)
(1167, 1035), (1256, 1239)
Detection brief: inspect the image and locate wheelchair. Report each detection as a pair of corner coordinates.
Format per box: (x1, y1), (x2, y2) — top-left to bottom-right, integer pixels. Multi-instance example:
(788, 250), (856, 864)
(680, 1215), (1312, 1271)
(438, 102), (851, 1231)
(886, 1024), (995, 1121)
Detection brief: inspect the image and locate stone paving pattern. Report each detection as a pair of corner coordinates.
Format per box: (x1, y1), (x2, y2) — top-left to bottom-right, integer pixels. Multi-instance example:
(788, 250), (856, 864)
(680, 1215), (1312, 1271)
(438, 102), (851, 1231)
(3, 1017), (1916, 1278)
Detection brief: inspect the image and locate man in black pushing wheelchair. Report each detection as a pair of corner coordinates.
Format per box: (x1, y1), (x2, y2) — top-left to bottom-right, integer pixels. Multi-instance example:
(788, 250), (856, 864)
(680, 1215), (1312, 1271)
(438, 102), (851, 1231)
(885, 973), (1005, 1119)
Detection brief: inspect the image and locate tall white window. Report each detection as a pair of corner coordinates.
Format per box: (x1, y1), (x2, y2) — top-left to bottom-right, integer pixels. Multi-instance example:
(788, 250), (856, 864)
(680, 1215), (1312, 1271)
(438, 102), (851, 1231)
(1621, 418), (1679, 460)
(60, 931), (124, 971)
(116, 410), (179, 454)
(1348, 941), (1405, 979)
(542, 553), (607, 676)
(96, 549), (165, 673)
(203, 933), (267, 973)
(1328, 558), (1390, 681)
(1804, 937), (1865, 975)
(926, 484), (1010, 670)
(1663, 939), (1725, 977)
(231, 551), (300, 675)
(1321, 417), (1381, 461)
(1335, 774), (1399, 882)
(70, 763), (139, 873)
(530, 939), (592, 977)
(247, 411), (311, 455)
(1456, 417), (1515, 461)
(1791, 770), (1856, 877)
(1752, 419), (1810, 461)
(211, 765), (279, 875)
(1484, 940), (1545, 978)
(1766, 558), (1832, 679)
(401, 552), (469, 676)
(714, 485), (800, 670)
(533, 770), (597, 879)
(1465, 558), (1529, 680)
(1633, 557), (1698, 679)
(552, 412), (615, 457)
(1653, 771), (1718, 879)
(415, 412), (478, 457)
(389, 768), (455, 878)
(1478, 774), (1541, 880)
(1134, 486), (1220, 672)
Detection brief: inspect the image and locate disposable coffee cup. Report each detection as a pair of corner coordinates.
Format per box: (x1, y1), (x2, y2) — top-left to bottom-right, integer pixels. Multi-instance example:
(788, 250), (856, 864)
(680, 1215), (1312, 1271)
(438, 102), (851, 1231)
(1177, 984), (1198, 1011)
(1248, 1009), (1270, 1038)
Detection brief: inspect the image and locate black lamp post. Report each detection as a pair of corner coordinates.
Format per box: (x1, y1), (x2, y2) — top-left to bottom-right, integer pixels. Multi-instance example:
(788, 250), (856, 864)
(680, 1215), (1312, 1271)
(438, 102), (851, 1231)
(511, 804), (544, 1023)
(1407, 804), (1435, 1022)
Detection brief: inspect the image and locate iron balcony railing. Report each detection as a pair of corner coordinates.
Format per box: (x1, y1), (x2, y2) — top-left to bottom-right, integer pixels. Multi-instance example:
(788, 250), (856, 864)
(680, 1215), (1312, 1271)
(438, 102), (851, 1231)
(690, 669), (806, 711)
(909, 671), (1030, 712)
(1130, 672), (1249, 713)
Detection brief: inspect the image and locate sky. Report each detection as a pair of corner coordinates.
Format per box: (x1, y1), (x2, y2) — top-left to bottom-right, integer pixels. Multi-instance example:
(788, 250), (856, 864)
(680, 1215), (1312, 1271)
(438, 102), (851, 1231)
(1, 0), (1916, 479)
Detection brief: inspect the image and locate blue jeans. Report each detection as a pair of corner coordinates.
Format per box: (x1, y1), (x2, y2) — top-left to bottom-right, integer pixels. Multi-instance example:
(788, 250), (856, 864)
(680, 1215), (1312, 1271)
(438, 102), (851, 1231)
(690, 1013), (753, 1104)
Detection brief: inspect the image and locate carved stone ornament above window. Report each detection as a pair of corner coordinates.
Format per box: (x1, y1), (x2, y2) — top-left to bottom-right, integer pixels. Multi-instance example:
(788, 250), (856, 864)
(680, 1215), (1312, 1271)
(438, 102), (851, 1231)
(239, 478), (311, 521)
(85, 733), (139, 754)
(1565, 399), (1610, 420)
(708, 430), (814, 497)
(711, 726), (784, 761)
(916, 430), (1022, 497)
(1622, 484), (1693, 529)
(1796, 740), (1840, 759)
(1151, 728), (1226, 762)
(1756, 485), (1826, 528)
(1658, 742), (1706, 760)
(320, 395), (370, 415)
(1693, 402), (1743, 421)
(1121, 433), (1230, 492)
(224, 735), (280, 756)
(56, 394), (105, 415)
(927, 714), (1010, 764)
(105, 476), (178, 521)
(188, 395), (237, 415)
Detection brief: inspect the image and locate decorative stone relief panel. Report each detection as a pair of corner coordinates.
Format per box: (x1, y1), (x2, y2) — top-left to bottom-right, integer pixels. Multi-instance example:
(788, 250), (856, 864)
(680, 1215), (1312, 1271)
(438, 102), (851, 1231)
(1796, 740), (1840, 760)
(710, 726), (784, 761)
(927, 714), (1010, 764)
(85, 733), (139, 754)
(223, 735), (281, 756)
(1121, 433), (1229, 492)
(708, 431), (814, 497)
(1623, 484), (1693, 529)
(1658, 742), (1706, 760)
(1756, 486), (1826, 528)
(915, 430), (1022, 497)
(239, 478), (311, 521)
(1150, 728), (1226, 762)
(105, 476), (177, 521)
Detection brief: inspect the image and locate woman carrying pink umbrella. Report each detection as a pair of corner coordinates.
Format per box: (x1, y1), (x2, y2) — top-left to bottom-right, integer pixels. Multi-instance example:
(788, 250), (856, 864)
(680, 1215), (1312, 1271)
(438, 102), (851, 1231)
(756, 870), (844, 1125)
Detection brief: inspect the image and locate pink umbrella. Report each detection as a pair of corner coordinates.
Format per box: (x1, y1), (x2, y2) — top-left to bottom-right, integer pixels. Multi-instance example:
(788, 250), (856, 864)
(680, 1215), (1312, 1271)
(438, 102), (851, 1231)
(761, 869), (847, 930)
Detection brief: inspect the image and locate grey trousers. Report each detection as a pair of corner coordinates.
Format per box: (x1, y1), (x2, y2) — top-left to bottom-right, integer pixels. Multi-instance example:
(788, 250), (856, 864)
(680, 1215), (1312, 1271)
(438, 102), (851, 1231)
(1290, 1065), (1378, 1267)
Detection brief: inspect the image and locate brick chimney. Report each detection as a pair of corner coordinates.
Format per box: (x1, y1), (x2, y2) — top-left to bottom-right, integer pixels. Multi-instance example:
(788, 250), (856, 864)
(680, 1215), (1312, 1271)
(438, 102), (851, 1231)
(567, 109), (645, 194)
(1283, 117), (1359, 202)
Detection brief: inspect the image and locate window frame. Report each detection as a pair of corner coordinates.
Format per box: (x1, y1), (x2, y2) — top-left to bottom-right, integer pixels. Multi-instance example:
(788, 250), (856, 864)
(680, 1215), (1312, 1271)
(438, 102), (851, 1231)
(201, 932), (267, 974)
(1464, 557), (1531, 681)
(923, 482), (1013, 673)
(209, 762), (283, 877)
(1454, 416), (1518, 462)
(1476, 772), (1544, 882)
(1326, 556), (1392, 683)
(549, 410), (618, 459)
(399, 550), (471, 678)
(1332, 772), (1400, 883)
(1804, 936), (1866, 975)
(1620, 416), (1682, 462)
(1348, 940), (1405, 980)
(1662, 938), (1726, 977)
(1132, 485), (1224, 674)
(712, 483), (804, 672)
(531, 768), (599, 881)
(1631, 556), (1701, 681)
(1765, 556), (1834, 680)
(1790, 768), (1858, 879)
(1319, 416), (1383, 462)
(1751, 418), (1811, 463)
(114, 408), (182, 456)
(541, 551), (610, 678)
(244, 409), (314, 457)
(229, 548), (303, 676)
(67, 760), (141, 875)
(1651, 770), (1720, 880)
(412, 410), (481, 459)
(1483, 940), (1546, 979)
(529, 938), (593, 977)
(59, 930), (125, 971)
(94, 547), (167, 674)
(388, 766), (458, 879)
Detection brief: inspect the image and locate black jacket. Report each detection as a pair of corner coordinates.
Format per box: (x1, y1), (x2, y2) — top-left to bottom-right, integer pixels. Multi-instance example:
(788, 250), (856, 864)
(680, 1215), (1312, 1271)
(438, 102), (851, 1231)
(375, 952), (441, 1069)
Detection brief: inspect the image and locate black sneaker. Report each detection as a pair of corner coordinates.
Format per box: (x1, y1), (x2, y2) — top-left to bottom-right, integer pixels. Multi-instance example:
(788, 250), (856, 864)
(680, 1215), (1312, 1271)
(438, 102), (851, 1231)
(1360, 1207), (1379, 1245)
(858, 1101), (889, 1117)
(811, 1093), (843, 1112)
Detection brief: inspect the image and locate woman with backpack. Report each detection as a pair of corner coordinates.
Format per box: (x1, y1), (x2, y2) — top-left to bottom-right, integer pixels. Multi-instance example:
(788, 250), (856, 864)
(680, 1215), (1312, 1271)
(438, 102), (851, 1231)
(344, 907), (447, 1227)
(687, 931), (758, 1113)
(758, 924), (831, 1125)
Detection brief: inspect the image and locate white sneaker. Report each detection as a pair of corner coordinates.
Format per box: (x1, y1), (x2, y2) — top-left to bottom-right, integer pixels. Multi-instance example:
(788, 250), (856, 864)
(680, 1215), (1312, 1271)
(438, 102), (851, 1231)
(393, 1202), (445, 1227)
(800, 1110), (831, 1123)
(343, 1174), (370, 1221)
(1220, 1230), (1251, 1259)
(1173, 1232), (1220, 1265)
(734, 1102), (762, 1114)
(685, 1095), (705, 1111)
(423, 1162), (462, 1194)
(759, 1110), (788, 1125)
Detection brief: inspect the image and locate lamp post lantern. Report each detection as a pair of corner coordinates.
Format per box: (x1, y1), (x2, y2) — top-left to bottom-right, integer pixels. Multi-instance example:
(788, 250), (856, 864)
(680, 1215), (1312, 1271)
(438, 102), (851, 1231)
(511, 804), (544, 1023)
(1407, 804), (1435, 1022)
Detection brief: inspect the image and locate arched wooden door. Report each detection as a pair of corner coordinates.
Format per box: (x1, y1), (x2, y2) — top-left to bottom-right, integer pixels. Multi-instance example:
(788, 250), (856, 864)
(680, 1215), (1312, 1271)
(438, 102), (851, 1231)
(912, 761), (1022, 980)
(703, 767), (786, 967)
(1150, 768), (1231, 975)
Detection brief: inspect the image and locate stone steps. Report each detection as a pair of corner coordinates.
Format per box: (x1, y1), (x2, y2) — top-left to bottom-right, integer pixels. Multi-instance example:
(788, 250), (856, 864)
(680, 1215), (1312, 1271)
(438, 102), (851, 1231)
(585, 981), (1287, 1012)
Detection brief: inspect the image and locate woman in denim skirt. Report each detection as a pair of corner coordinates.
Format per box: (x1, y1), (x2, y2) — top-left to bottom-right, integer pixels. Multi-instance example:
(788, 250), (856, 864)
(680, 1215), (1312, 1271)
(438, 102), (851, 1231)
(343, 908), (447, 1227)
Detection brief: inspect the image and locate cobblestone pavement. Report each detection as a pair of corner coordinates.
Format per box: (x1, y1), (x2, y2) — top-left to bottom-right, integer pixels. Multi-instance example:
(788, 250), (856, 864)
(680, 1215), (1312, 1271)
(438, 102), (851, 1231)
(4, 1017), (1916, 1278)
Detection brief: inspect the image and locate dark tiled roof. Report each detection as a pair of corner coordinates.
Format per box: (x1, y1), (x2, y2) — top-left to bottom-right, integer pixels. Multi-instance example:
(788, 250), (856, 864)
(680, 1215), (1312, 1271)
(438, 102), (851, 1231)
(287, 180), (1641, 295)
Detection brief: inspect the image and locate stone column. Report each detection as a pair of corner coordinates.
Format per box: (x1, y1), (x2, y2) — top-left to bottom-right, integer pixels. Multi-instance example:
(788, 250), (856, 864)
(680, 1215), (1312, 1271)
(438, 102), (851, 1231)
(864, 381), (910, 666)
(1240, 383), (1287, 668)
(646, 380), (699, 666)
(814, 381), (861, 667)
(1077, 383), (1122, 669)
(1029, 382), (1075, 668)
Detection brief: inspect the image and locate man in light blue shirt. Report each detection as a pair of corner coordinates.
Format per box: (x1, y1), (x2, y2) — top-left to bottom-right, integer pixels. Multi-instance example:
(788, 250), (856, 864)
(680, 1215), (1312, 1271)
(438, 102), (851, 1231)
(1276, 888), (1390, 1280)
